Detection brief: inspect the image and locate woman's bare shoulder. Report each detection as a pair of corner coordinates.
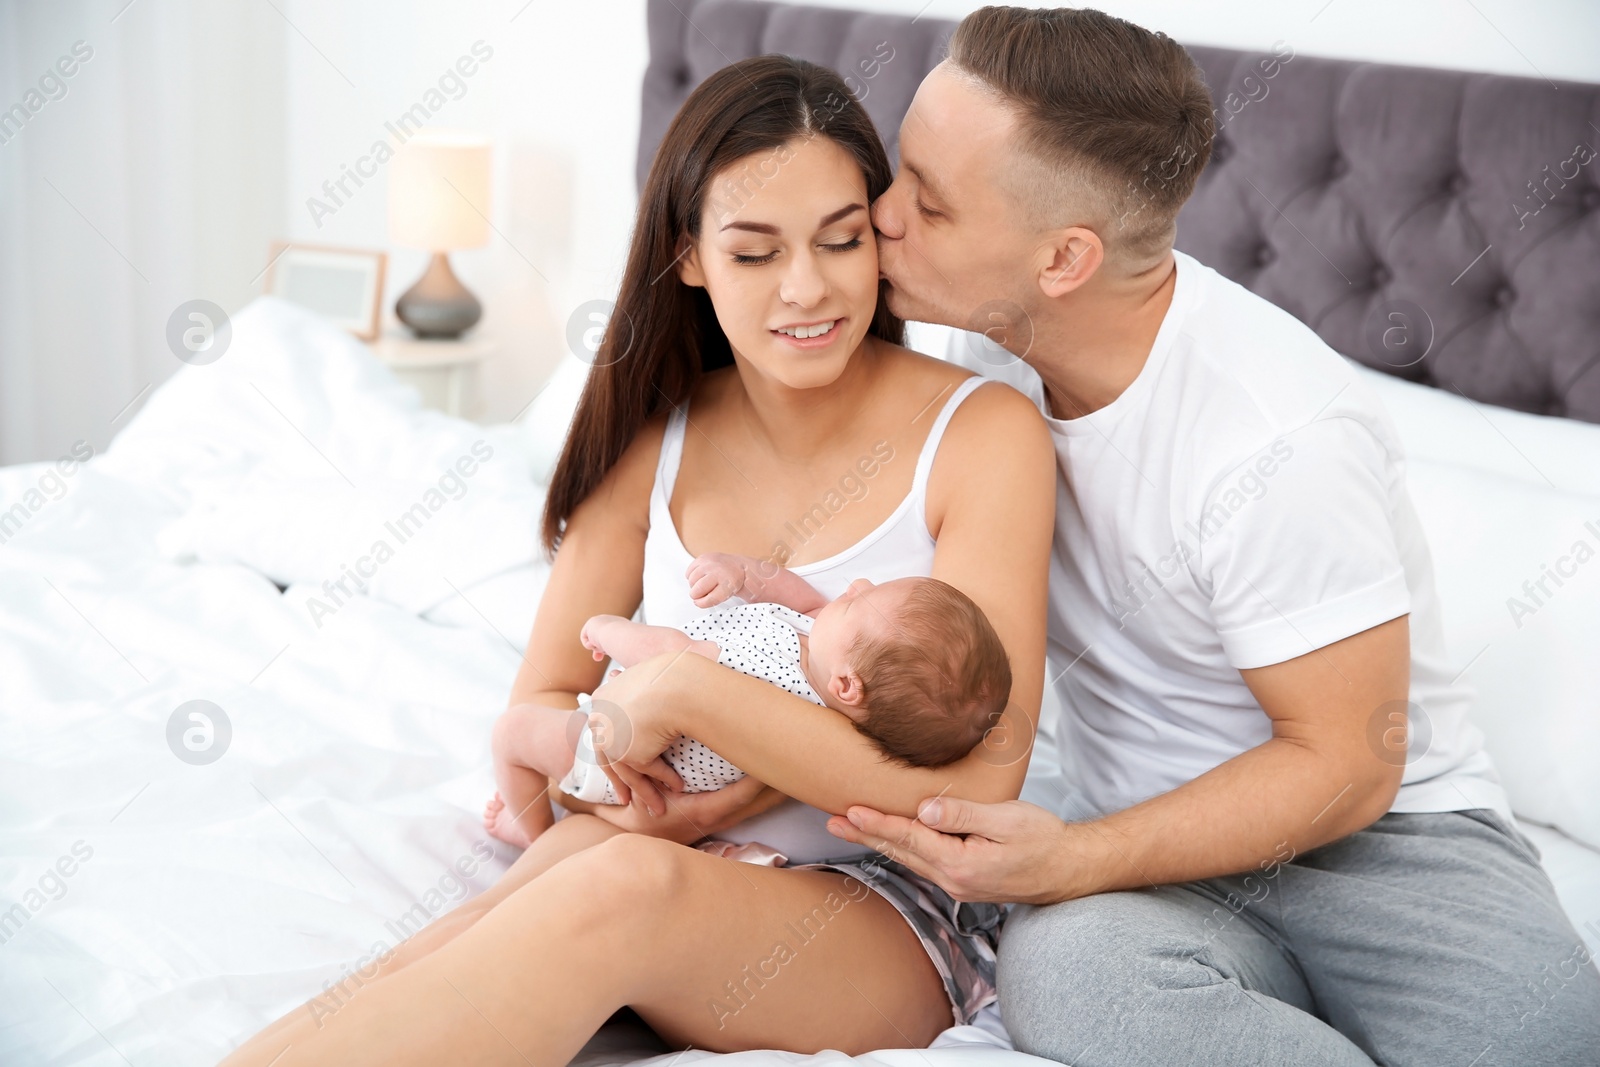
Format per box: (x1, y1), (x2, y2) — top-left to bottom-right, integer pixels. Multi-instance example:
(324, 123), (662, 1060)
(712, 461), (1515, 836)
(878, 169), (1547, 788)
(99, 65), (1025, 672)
(872, 338), (967, 383)
(621, 409), (671, 474)
(874, 339), (1049, 436)
(950, 382), (1053, 478)
(573, 409), (671, 528)
(950, 372), (1051, 432)
(920, 359), (1055, 544)
(900, 356), (1052, 494)
(615, 370), (738, 476)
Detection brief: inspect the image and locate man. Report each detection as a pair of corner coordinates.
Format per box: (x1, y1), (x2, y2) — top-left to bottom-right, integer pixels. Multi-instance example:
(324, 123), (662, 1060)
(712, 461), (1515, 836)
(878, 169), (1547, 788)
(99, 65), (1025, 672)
(824, 6), (1600, 1065)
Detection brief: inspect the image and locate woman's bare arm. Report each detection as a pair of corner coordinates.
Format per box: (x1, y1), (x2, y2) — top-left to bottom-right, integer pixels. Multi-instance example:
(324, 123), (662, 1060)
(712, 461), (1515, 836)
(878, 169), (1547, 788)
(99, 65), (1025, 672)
(591, 380), (1056, 817)
(508, 413), (786, 836)
(506, 418), (659, 713)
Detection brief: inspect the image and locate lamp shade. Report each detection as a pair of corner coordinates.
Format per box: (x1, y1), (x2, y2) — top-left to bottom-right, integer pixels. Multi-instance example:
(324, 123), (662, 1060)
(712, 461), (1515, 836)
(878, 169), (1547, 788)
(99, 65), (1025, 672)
(388, 130), (491, 251)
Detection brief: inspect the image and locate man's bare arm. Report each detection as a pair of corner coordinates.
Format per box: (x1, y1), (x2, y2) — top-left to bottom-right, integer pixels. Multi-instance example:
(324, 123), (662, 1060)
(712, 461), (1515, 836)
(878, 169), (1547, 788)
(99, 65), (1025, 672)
(1067, 615), (1411, 895)
(826, 615), (1413, 904)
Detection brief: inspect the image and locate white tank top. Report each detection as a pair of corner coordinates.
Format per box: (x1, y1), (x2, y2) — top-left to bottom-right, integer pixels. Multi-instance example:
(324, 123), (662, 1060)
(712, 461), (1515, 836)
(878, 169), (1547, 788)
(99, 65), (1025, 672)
(639, 374), (989, 863)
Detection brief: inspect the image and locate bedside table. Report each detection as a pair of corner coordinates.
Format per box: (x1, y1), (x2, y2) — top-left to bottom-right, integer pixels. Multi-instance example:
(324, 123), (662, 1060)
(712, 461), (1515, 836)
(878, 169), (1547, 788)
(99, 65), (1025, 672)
(369, 332), (495, 419)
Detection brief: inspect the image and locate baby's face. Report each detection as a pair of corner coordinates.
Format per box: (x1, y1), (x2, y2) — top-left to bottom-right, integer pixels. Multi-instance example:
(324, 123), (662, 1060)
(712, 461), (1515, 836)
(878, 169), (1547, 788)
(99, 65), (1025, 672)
(807, 577), (919, 708)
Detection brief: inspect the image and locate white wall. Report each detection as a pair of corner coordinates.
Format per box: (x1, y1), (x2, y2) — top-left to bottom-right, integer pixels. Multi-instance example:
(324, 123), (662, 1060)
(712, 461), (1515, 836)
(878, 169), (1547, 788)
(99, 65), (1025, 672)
(278, 0), (651, 423)
(815, 0), (1600, 82)
(284, 0), (1600, 424)
(0, 0), (286, 466)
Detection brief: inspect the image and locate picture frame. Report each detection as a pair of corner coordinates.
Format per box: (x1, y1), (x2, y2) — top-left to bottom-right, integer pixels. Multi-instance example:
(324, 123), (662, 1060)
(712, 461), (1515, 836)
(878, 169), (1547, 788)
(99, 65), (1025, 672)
(263, 242), (388, 341)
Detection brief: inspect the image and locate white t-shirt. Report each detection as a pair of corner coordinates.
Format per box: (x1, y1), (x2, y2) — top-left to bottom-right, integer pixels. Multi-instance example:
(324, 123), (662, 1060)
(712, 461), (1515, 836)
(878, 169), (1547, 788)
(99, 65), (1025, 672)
(951, 250), (1510, 822)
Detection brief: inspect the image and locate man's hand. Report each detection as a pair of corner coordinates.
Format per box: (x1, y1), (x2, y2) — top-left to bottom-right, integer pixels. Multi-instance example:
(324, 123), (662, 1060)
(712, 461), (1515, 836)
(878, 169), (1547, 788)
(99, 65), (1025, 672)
(825, 795), (1084, 905)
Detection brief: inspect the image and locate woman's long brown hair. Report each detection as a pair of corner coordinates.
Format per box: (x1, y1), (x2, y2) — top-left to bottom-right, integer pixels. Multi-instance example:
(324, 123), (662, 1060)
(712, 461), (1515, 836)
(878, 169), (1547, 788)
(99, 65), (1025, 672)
(539, 54), (905, 556)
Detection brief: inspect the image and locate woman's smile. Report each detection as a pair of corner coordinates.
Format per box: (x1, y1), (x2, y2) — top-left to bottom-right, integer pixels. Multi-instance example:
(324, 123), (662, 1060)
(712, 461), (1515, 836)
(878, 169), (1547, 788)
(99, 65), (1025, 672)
(772, 316), (844, 348)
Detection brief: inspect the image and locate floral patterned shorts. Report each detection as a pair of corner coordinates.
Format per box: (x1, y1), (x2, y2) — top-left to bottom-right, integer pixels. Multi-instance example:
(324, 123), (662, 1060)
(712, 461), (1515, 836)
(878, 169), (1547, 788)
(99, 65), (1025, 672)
(692, 840), (1002, 1027)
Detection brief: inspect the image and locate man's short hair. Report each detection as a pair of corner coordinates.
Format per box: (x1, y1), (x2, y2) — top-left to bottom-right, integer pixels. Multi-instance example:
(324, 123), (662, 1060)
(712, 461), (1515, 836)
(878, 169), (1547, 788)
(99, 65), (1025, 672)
(948, 6), (1215, 271)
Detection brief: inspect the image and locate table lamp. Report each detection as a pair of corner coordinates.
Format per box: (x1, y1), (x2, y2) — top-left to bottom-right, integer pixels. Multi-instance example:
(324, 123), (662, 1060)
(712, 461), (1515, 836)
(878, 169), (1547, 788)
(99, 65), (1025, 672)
(388, 130), (491, 338)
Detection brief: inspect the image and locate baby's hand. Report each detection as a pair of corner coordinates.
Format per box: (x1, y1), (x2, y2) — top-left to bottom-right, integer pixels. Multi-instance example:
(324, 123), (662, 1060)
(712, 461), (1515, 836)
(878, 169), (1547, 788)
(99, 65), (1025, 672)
(579, 614), (627, 661)
(686, 553), (751, 608)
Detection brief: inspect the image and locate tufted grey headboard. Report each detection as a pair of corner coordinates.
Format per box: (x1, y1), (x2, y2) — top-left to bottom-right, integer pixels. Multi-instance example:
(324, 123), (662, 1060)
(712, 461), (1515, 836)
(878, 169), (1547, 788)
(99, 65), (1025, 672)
(639, 0), (1600, 423)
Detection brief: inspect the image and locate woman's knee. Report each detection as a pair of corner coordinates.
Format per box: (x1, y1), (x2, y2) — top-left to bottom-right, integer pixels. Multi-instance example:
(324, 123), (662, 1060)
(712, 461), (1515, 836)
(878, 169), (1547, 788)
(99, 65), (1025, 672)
(517, 831), (688, 927)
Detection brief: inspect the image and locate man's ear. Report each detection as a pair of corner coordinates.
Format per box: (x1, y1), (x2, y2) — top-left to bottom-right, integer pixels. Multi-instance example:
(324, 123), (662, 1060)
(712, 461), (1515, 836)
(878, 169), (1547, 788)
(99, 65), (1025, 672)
(1037, 226), (1102, 299)
(677, 239), (706, 288)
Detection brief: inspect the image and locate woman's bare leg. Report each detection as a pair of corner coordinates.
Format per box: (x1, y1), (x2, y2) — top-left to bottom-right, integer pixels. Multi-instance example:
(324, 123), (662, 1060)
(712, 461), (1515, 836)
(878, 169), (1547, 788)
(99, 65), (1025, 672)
(221, 833), (951, 1066)
(627, 843), (954, 1055)
(383, 811), (627, 974)
(221, 811), (627, 1063)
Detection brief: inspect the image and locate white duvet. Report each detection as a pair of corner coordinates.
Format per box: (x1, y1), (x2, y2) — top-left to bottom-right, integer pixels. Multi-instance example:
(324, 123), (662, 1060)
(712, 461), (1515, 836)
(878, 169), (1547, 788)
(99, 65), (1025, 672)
(0, 300), (1039, 1066)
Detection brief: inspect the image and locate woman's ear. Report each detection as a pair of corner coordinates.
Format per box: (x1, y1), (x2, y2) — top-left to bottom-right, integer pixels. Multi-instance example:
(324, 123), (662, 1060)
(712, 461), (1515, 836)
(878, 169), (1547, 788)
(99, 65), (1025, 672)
(1037, 227), (1102, 299)
(677, 240), (707, 288)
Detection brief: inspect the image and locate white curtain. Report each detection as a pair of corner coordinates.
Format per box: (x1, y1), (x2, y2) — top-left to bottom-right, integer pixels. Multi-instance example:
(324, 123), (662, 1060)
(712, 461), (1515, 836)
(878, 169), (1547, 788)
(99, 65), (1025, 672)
(0, 0), (287, 466)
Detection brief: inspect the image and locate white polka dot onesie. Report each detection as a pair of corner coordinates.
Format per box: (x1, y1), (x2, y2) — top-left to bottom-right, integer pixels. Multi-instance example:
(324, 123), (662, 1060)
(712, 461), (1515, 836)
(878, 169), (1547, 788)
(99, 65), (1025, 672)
(557, 602), (823, 805)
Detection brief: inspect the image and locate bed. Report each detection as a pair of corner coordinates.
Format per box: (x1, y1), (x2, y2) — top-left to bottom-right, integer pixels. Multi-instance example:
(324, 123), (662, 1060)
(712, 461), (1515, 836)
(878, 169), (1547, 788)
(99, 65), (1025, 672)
(3, 1), (1597, 1064)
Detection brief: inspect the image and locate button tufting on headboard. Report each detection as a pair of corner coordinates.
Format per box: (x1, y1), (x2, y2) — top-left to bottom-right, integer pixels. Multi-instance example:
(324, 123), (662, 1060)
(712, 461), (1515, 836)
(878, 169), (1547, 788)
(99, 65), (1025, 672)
(639, 0), (1600, 424)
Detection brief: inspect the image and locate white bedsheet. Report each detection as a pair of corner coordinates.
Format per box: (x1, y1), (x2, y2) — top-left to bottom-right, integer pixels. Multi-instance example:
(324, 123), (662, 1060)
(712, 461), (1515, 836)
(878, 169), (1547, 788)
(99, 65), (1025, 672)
(0, 300), (1048, 1066)
(7, 299), (1591, 1065)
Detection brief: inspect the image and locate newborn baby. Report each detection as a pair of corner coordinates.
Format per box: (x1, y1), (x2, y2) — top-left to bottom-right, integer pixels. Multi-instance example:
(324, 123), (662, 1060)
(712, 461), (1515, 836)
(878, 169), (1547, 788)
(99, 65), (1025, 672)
(483, 552), (1012, 849)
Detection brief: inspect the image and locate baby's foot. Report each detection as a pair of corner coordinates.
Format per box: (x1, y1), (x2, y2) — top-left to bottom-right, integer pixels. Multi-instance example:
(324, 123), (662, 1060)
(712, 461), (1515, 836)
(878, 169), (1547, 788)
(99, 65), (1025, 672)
(483, 792), (535, 850)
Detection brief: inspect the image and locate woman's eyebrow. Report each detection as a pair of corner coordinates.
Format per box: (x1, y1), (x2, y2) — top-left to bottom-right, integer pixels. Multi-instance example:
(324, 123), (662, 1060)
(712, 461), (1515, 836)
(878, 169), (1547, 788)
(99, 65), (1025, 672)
(719, 202), (866, 235)
(817, 202), (866, 227)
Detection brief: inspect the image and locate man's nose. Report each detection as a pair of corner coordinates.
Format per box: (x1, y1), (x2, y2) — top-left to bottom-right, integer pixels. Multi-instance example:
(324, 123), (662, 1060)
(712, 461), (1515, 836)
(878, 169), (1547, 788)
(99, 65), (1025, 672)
(871, 193), (903, 240)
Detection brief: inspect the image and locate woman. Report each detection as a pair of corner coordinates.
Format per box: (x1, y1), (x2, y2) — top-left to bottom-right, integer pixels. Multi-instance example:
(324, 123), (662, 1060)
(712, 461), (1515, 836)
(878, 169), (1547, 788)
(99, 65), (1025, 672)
(222, 54), (1054, 1066)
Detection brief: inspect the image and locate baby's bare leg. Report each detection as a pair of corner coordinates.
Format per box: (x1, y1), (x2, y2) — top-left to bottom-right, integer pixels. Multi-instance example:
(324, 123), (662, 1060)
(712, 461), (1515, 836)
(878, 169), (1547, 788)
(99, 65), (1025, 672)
(487, 704), (587, 848)
(589, 616), (720, 669)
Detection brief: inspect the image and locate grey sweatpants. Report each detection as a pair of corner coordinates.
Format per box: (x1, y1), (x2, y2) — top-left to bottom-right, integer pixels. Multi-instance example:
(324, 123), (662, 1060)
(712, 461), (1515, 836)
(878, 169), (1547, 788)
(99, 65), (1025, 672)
(996, 808), (1600, 1066)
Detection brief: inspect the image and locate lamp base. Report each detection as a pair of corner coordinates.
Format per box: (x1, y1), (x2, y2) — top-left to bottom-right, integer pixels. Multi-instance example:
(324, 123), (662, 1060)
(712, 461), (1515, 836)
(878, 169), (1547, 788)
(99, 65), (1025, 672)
(396, 252), (482, 339)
